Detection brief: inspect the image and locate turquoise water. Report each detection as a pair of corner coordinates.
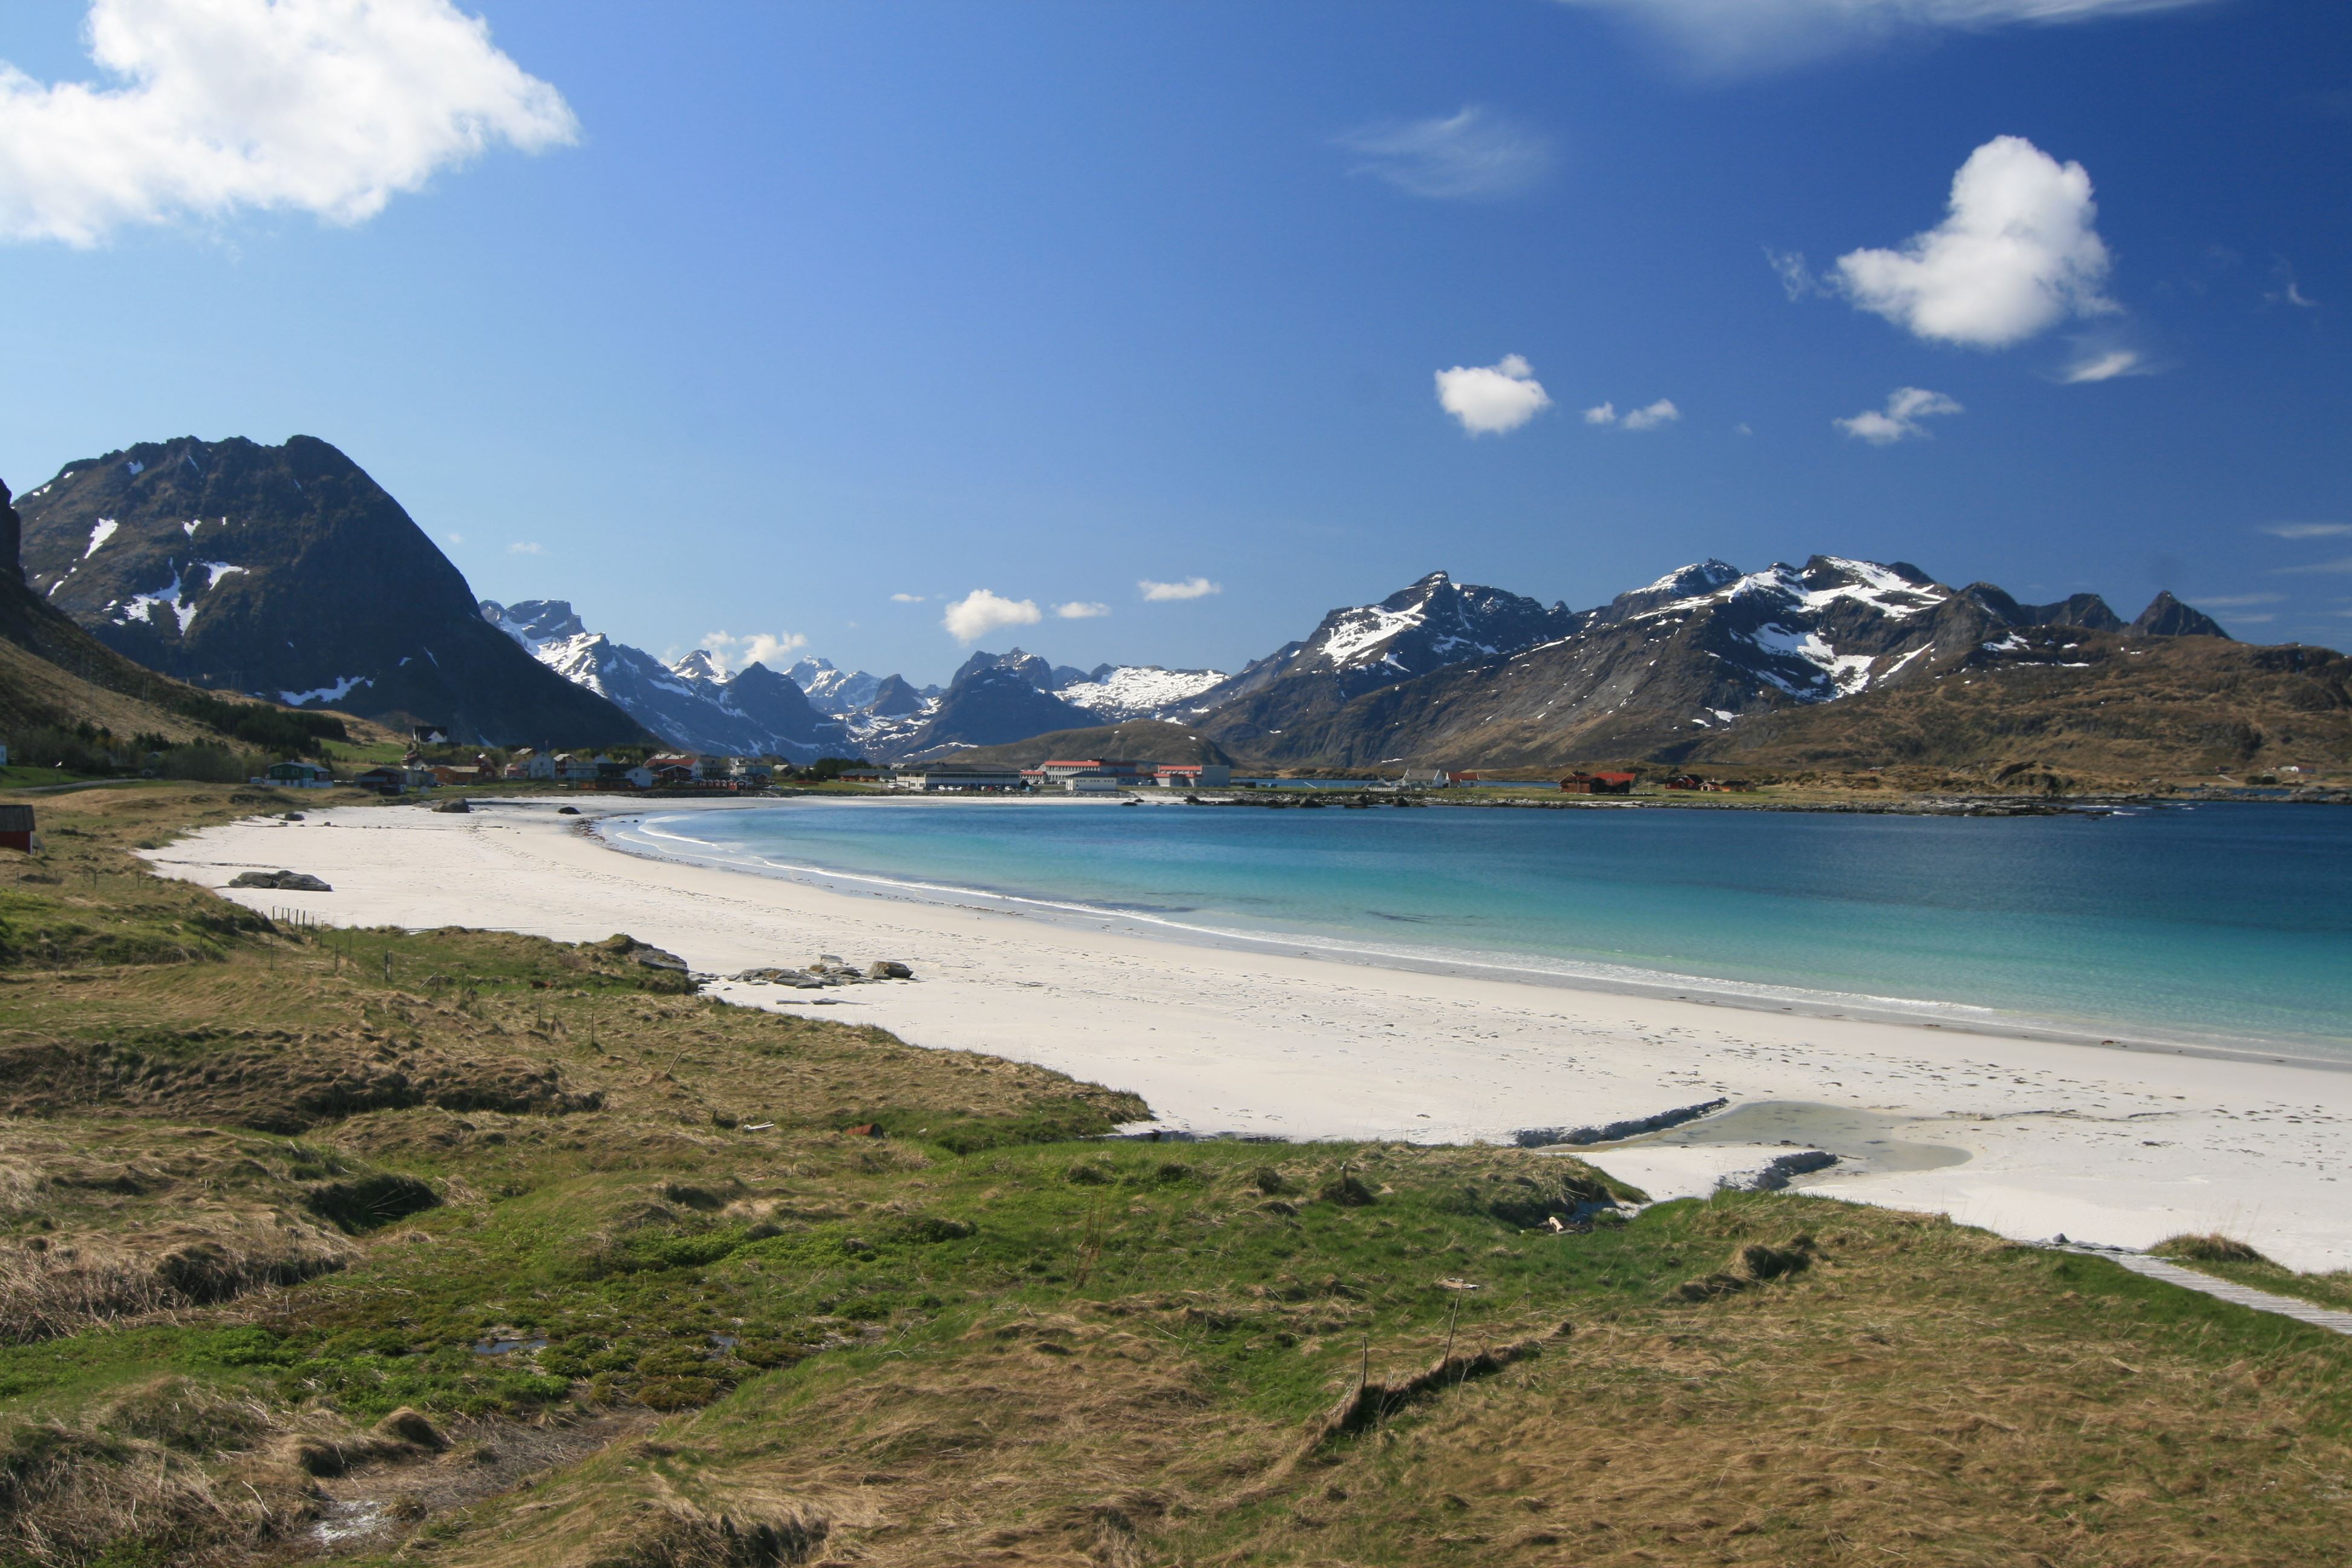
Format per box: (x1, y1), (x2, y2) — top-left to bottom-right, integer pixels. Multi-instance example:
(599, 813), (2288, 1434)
(611, 800), (2352, 1056)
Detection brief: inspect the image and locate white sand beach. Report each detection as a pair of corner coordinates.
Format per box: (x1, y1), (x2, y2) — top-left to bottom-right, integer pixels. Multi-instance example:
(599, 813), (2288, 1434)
(145, 797), (2352, 1273)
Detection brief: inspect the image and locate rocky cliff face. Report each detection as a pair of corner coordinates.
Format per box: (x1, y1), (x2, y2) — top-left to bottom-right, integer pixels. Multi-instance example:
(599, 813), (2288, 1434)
(18, 437), (645, 746)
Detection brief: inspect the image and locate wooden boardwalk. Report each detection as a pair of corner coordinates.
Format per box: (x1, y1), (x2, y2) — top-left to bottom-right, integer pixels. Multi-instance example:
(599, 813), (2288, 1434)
(2074, 1249), (2352, 1337)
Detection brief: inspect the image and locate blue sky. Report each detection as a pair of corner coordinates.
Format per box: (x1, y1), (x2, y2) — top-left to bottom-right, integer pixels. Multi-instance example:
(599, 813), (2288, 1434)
(1, 0), (2346, 682)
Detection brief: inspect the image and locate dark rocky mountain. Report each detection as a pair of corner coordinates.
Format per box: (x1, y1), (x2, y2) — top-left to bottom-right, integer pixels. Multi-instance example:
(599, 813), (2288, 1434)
(18, 437), (645, 746)
(1186, 571), (1580, 756)
(890, 665), (1105, 757)
(482, 599), (846, 760)
(862, 674), (928, 718)
(2131, 590), (2230, 640)
(1210, 556), (2255, 771)
(952, 647), (1089, 691)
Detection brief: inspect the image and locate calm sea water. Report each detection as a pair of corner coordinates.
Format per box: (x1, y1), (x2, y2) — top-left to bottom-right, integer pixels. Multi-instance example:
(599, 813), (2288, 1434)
(611, 800), (2352, 1056)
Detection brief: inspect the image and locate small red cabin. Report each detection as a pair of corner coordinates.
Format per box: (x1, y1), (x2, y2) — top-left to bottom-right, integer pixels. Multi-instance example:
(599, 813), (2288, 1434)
(0, 804), (34, 852)
(1559, 772), (1636, 795)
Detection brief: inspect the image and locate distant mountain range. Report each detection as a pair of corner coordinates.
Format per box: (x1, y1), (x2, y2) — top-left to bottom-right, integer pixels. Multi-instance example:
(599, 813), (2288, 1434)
(7, 433), (2344, 779)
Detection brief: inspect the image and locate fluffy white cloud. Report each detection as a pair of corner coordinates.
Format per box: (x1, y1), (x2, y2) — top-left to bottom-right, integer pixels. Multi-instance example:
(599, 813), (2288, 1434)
(0, 0), (577, 246)
(1334, 106), (1550, 200)
(1138, 577), (1221, 602)
(1835, 136), (2114, 348)
(508, 541), (544, 555)
(2261, 522), (2352, 540)
(1584, 397), (1680, 430)
(941, 589), (1041, 642)
(1054, 601), (1110, 619)
(698, 630), (809, 673)
(1555, 0), (2221, 72)
(1435, 354), (1553, 436)
(1835, 387), (1962, 444)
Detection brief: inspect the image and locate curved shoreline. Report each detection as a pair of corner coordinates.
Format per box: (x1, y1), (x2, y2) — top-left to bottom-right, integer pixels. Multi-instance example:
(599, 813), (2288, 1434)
(595, 800), (2352, 1078)
(142, 795), (2352, 1273)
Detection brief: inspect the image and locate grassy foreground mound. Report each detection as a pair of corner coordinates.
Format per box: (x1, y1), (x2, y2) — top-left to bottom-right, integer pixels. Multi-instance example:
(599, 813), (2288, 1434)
(1, 785), (2349, 1567)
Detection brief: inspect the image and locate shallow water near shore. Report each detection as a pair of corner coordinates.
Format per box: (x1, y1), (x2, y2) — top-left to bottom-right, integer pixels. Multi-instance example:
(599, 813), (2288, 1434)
(606, 798), (2352, 1059)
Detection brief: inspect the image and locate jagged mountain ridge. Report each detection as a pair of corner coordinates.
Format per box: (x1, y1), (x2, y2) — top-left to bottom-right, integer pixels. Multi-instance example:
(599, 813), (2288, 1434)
(16, 436), (645, 746)
(1227, 555), (2249, 769)
(481, 599), (846, 760)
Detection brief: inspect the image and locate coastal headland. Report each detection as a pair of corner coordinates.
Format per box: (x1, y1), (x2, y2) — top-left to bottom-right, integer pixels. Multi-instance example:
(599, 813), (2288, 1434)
(152, 793), (2352, 1273)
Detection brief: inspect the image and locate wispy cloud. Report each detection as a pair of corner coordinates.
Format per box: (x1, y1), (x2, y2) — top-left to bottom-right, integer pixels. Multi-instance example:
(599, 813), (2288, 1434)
(1584, 398), (1681, 430)
(0, 0), (577, 246)
(443, 531), (465, 546)
(698, 629), (808, 672)
(1334, 106), (1549, 200)
(2266, 261), (2319, 309)
(1054, 601), (1110, 619)
(1553, 0), (2225, 74)
(1138, 577), (1221, 602)
(1835, 136), (2114, 348)
(508, 541), (544, 555)
(2261, 523), (2352, 540)
(2269, 557), (2352, 576)
(1435, 354), (1553, 436)
(2059, 346), (2151, 383)
(1765, 247), (1821, 300)
(2192, 593), (2285, 608)
(889, 592), (926, 603)
(1835, 387), (1962, 445)
(941, 588), (1041, 642)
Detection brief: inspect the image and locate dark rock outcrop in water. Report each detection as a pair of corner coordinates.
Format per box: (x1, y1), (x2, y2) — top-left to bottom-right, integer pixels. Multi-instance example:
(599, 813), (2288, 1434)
(16, 436), (647, 746)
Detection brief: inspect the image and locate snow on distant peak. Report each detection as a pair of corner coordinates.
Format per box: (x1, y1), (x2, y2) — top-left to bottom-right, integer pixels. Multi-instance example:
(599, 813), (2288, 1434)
(1059, 665), (1228, 718)
(1636, 559), (1740, 597)
(1317, 602), (1428, 667)
(670, 650), (724, 682)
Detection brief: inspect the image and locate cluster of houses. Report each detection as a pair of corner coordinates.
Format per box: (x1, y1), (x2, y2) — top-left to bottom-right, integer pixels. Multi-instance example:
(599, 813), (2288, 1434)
(333, 750), (783, 796)
(890, 758), (1235, 793)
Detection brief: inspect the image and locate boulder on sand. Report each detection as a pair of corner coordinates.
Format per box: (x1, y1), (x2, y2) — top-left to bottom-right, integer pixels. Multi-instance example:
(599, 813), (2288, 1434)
(227, 870), (333, 892)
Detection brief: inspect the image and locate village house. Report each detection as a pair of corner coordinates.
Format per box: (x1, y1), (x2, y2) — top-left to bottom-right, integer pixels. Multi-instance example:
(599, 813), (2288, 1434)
(353, 765), (408, 795)
(1154, 763), (1233, 788)
(0, 804), (36, 853)
(1560, 771), (1637, 795)
(258, 760), (334, 788)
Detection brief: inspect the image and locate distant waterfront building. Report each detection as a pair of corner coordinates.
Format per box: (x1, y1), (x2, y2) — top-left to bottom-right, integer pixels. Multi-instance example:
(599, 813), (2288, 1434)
(1402, 768), (1453, 788)
(1560, 772), (1636, 795)
(1154, 763), (1232, 788)
(894, 765), (1025, 792)
(260, 760), (334, 788)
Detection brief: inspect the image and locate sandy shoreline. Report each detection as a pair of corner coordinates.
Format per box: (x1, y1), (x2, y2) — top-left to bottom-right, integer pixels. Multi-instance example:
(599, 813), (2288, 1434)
(143, 796), (2352, 1273)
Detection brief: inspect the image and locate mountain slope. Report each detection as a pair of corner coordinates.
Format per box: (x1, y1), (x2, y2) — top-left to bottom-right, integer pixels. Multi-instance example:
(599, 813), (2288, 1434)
(1189, 572), (1580, 755)
(887, 666), (1104, 758)
(17, 437), (645, 746)
(482, 600), (846, 760)
(1214, 556), (2273, 772)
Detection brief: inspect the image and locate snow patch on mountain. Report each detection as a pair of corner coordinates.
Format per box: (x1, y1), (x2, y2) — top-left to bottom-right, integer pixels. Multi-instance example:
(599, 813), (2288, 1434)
(1058, 664), (1228, 719)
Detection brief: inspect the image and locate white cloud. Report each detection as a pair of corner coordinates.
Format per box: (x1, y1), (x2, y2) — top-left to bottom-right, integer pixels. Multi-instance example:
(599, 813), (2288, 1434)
(1054, 601), (1110, 619)
(1334, 106), (1549, 200)
(1835, 386), (1962, 444)
(1585, 397), (1680, 430)
(1765, 247), (1820, 299)
(2059, 344), (2152, 383)
(889, 592), (926, 603)
(1835, 136), (2114, 348)
(2194, 593), (2284, 608)
(443, 531), (464, 546)
(508, 541), (544, 555)
(941, 588), (1041, 642)
(698, 630), (809, 673)
(2270, 557), (2352, 576)
(1555, 0), (2222, 73)
(1138, 577), (1221, 602)
(1435, 354), (1553, 436)
(2261, 522), (2352, 540)
(0, 0), (577, 246)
